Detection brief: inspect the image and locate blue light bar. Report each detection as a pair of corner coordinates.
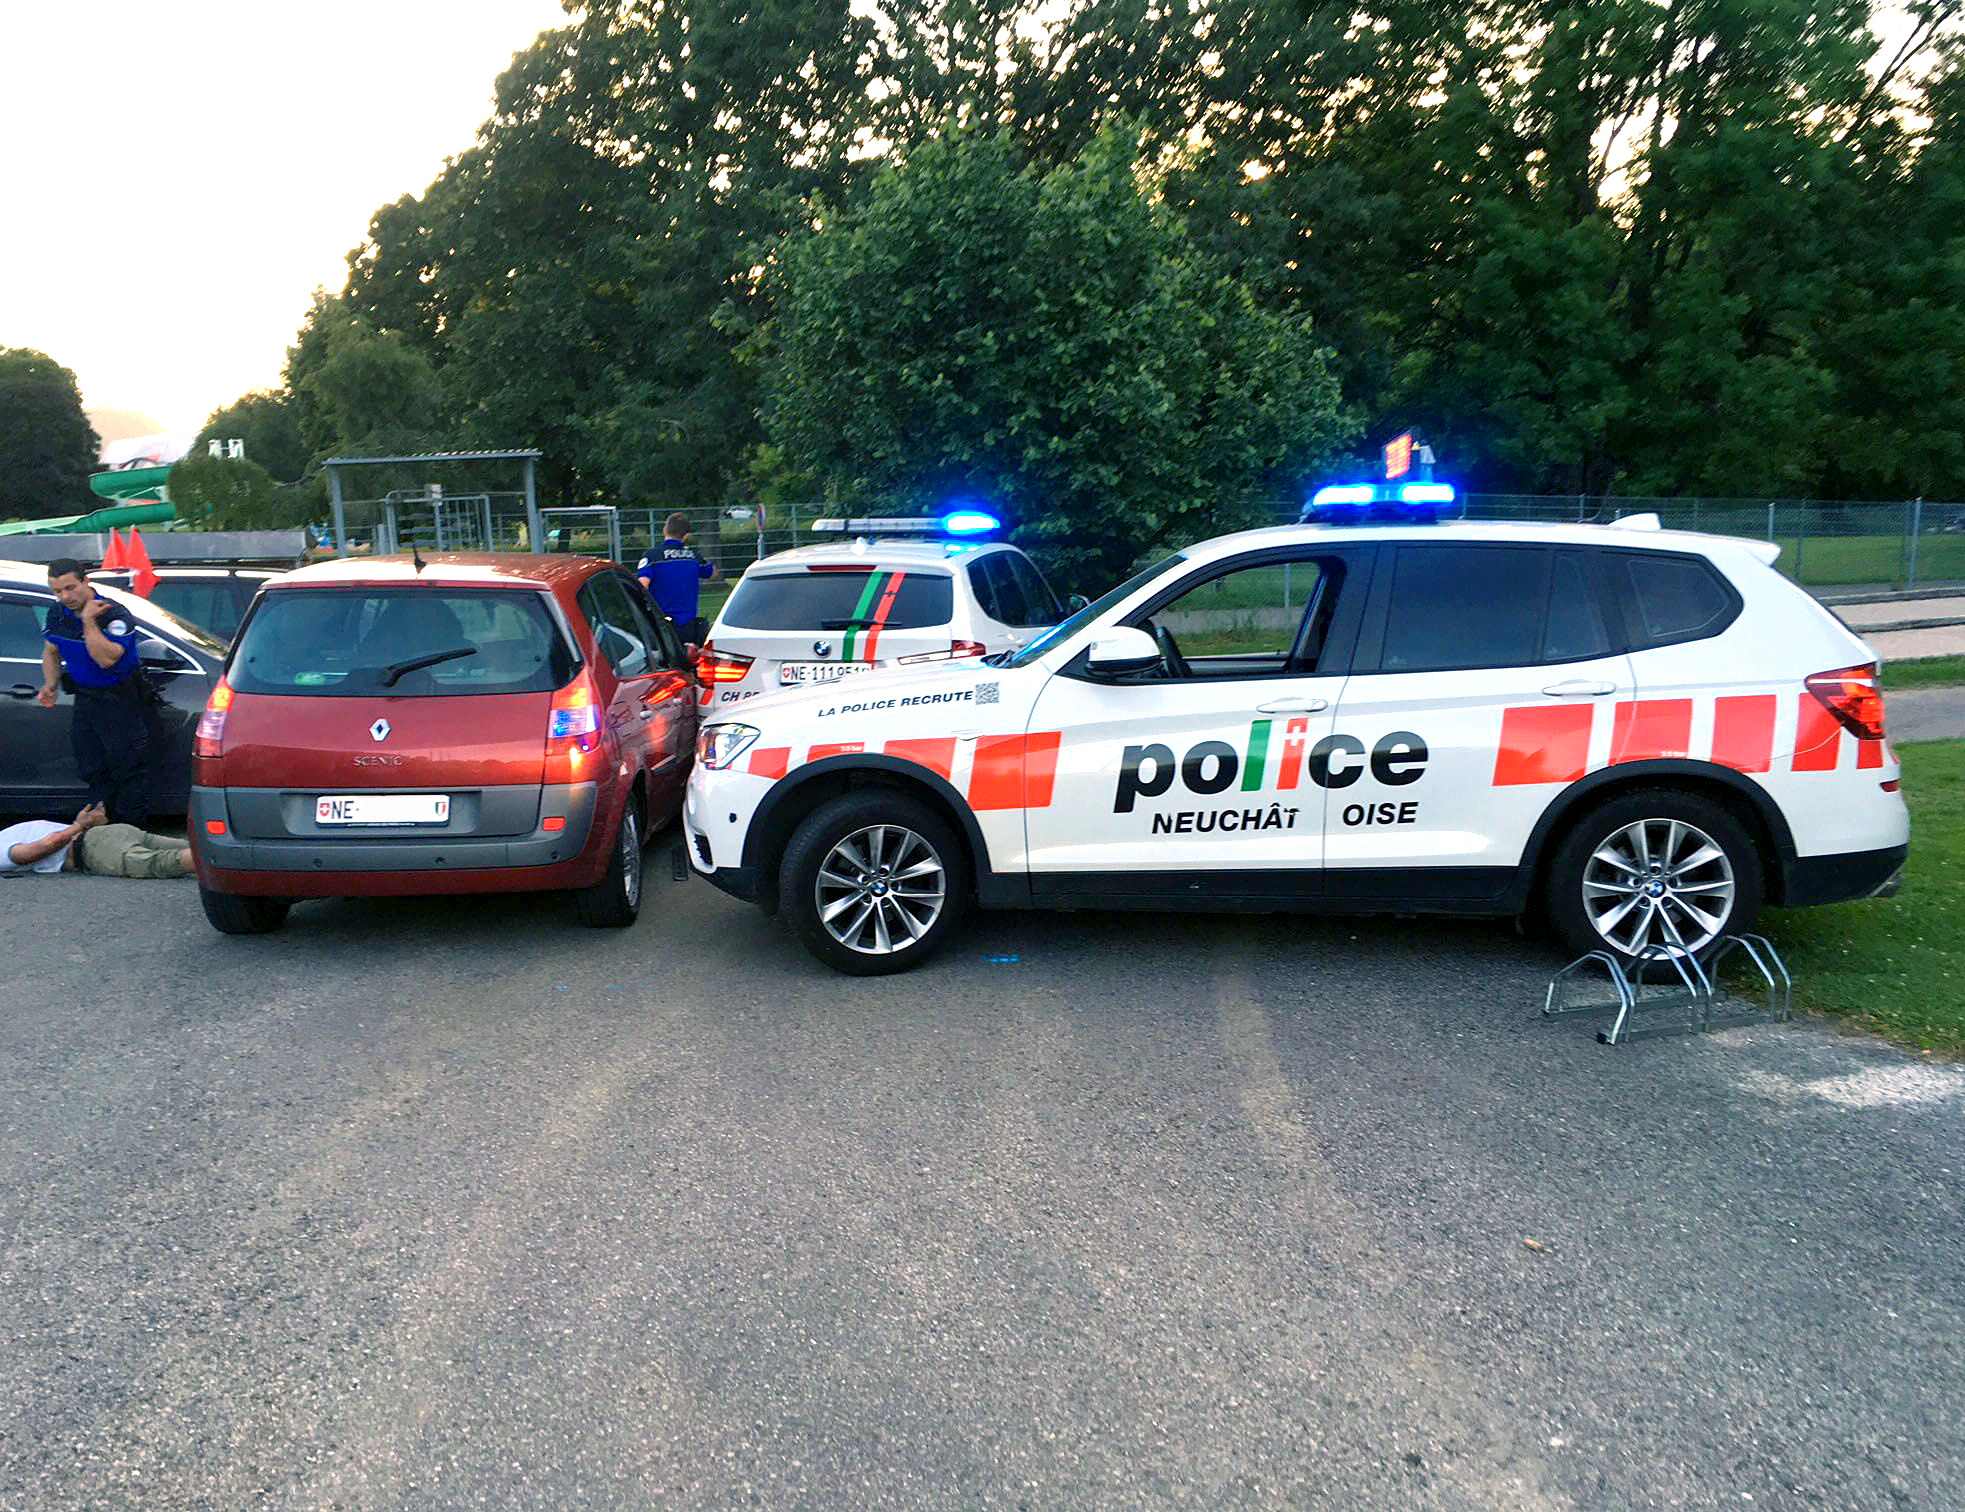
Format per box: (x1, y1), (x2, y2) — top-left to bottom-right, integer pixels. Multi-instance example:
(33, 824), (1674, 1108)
(1311, 484), (1375, 507)
(1398, 483), (1456, 505)
(940, 509), (1001, 536)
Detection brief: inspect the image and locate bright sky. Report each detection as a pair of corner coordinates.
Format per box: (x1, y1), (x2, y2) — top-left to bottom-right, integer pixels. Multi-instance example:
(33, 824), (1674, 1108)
(0, 0), (572, 438)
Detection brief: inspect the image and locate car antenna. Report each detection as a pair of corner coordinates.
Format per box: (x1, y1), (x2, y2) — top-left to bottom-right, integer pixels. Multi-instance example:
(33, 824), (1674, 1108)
(412, 542), (427, 573)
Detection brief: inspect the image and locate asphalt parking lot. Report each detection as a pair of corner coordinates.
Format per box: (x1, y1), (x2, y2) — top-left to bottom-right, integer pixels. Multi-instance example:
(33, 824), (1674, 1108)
(2, 865), (1961, 1510)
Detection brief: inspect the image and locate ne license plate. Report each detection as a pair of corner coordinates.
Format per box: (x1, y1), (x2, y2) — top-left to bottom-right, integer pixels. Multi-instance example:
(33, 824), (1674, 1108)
(316, 794), (451, 826)
(778, 661), (875, 687)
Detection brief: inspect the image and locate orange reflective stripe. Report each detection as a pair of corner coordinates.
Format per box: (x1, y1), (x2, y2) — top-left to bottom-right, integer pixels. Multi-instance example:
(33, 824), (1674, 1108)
(1610, 698), (1693, 762)
(1857, 735), (1884, 769)
(883, 736), (957, 781)
(809, 741), (865, 762)
(1711, 695), (1776, 773)
(966, 732), (1062, 811)
(1493, 705), (1592, 786)
(1793, 695), (1842, 771)
(747, 746), (790, 779)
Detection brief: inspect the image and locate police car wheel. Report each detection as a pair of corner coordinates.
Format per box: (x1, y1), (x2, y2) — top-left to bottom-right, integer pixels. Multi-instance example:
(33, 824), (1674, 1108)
(779, 792), (967, 975)
(1547, 790), (1761, 969)
(576, 804), (643, 928)
(199, 886), (290, 935)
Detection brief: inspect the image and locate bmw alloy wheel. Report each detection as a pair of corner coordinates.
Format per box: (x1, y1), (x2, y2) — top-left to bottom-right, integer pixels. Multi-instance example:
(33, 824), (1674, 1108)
(1581, 816), (1735, 957)
(813, 823), (947, 956)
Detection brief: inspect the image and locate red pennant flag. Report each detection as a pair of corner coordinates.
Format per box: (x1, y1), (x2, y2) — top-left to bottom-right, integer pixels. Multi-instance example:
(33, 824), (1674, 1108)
(101, 527), (127, 571)
(126, 526), (160, 598)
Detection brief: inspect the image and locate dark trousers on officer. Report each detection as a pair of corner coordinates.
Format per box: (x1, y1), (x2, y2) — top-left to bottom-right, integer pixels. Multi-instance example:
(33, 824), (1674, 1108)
(73, 679), (151, 827)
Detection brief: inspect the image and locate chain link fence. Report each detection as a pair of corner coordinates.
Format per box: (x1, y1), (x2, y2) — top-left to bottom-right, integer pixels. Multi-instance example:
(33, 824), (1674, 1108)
(331, 494), (1965, 599)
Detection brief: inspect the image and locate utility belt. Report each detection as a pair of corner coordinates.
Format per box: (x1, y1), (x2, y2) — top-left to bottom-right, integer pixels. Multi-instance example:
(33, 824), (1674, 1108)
(69, 670), (157, 708)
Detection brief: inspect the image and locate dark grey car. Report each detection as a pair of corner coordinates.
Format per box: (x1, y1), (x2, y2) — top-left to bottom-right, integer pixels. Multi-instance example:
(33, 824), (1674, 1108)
(1, 561), (227, 818)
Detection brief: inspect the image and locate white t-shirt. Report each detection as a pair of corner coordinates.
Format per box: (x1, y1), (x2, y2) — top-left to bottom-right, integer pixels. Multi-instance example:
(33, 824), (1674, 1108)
(1, 821), (72, 874)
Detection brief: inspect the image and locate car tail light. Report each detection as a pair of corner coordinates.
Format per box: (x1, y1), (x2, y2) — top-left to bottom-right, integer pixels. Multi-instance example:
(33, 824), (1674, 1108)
(194, 679), (233, 758)
(694, 643), (755, 684)
(898, 640), (987, 665)
(545, 672), (603, 782)
(1806, 663), (1886, 741)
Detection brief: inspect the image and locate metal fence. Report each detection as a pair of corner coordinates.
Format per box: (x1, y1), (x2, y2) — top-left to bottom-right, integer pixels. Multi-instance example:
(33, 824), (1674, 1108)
(331, 494), (1965, 595)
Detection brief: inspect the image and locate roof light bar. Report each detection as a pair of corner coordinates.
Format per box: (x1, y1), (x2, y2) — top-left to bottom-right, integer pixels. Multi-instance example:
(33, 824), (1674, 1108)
(810, 510), (1003, 538)
(1301, 480), (1463, 524)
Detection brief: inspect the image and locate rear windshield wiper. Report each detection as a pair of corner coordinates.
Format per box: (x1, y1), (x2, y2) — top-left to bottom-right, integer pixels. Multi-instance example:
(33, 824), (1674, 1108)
(820, 617), (883, 629)
(378, 646), (477, 687)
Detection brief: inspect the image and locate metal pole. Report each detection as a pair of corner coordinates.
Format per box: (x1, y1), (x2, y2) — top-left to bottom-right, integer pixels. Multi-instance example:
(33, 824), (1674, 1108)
(523, 458), (541, 555)
(328, 465), (348, 558)
(1793, 502), (1807, 584)
(1908, 498), (1922, 588)
(1765, 499), (1775, 542)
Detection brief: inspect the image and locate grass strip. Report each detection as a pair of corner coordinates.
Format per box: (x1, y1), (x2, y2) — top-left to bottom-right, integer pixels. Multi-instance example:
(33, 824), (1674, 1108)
(1756, 739), (1964, 1054)
(1883, 655), (1965, 690)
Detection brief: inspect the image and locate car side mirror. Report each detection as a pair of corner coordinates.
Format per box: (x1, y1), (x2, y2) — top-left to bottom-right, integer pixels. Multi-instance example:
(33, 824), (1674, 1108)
(1085, 626), (1160, 675)
(137, 639), (184, 670)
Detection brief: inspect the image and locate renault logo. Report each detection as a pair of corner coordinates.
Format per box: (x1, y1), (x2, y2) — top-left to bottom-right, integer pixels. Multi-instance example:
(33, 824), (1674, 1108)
(370, 718), (391, 742)
(812, 639), (832, 658)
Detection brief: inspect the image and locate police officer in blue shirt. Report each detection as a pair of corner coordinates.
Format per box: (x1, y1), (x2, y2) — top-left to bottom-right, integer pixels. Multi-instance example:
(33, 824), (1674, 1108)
(636, 511), (721, 644)
(37, 557), (155, 827)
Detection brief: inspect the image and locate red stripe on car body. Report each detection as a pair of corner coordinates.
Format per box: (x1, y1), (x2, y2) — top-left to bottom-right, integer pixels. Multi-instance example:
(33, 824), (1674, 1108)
(1493, 705), (1592, 786)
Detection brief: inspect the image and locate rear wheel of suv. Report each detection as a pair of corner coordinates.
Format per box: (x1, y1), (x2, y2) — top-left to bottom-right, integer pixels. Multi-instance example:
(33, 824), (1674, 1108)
(1546, 789), (1762, 970)
(575, 803), (642, 928)
(779, 792), (967, 975)
(199, 887), (290, 935)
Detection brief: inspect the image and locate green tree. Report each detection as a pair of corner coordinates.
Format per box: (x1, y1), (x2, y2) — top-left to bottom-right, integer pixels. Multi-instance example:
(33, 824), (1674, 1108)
(166, 453), (308, 531)
(283, 294), (448, 461)
(193, 389), (308, 482)
(0, 347), (99, 519)
(757, 128), (1354, 588)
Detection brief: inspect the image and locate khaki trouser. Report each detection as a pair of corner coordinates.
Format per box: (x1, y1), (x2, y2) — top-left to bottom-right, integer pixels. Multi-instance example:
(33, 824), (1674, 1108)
(76, 824), (191, 879)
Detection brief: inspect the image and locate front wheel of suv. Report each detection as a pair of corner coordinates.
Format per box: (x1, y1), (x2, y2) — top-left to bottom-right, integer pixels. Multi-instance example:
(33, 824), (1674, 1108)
(575, 803), (643, 928)
(200, 887), (290, 935)
(1545, 789), (1763, 970)
(778, 792), (968, 975)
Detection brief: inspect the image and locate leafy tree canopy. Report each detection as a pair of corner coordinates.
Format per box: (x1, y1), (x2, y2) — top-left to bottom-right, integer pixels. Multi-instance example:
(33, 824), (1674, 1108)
(0, 347), (99, 520)
(757, 128), (1354, 587)
(166, 453), (308, 532)
(194, 390), (308, 483)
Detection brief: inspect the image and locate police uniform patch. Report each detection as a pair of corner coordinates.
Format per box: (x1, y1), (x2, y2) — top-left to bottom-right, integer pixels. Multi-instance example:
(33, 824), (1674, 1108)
(107, 619), (129, 636)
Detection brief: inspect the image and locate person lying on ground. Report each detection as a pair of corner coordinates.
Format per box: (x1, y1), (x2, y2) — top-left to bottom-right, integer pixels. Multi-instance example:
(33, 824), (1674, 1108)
(1, 804), (195, 878)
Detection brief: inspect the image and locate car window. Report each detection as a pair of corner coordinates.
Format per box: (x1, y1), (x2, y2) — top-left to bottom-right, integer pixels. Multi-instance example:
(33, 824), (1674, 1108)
(0, 595), (46, 661)
(1379, 545), (1549, 673)
(610, 571), (682, 670)
(1122, 555), (1339, 680)
(577, 573), (656, 677)
(718, 569), (955, 632)
(998, 554), (1187, 669)
(228, 588), (574, 696)
(978, 554), (1032, 626)
(1543, 551), (1614, 662)
(1622, 554), (1737, 646)
(149, 581), (239, 640)
(1005, 553), (1063, 625)
(966, 558), (1006, 623)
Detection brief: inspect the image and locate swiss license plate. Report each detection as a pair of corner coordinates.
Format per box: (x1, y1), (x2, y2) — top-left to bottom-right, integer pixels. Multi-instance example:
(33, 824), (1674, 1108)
(315, 794), (451, 826)
(778, 661), (874, 687)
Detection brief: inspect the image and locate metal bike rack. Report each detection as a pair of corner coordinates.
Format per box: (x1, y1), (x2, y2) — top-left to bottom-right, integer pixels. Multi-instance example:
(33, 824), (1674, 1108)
(1543, 914), (1791, 1046)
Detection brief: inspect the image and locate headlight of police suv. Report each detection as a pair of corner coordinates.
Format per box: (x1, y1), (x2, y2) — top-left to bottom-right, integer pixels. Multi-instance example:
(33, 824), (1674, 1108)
(698, 722), (762, 770)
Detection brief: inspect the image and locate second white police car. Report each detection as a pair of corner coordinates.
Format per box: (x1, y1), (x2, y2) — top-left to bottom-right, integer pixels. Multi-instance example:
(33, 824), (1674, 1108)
(684, 499), (1908, 975)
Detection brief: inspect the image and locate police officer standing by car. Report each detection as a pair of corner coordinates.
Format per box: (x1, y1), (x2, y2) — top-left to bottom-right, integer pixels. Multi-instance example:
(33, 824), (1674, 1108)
(37, 557), (155, 826)
(636, 511), (721, 645)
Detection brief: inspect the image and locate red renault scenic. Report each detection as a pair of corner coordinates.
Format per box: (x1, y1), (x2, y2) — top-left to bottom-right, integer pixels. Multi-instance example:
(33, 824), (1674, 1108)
(190, 554), (698, 932)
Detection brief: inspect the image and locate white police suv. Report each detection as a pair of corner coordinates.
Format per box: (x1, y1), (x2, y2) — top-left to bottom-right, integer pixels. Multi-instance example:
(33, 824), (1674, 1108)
(684, 496), (1908, 975)
(692, 513), (1067, 709)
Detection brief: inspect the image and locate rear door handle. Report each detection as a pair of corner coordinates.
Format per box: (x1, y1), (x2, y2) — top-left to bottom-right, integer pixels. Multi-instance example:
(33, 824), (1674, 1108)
(1255, 697), (1328, 715)
(8, 684), (39, 700)
(1541, 680), (1615, 697)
